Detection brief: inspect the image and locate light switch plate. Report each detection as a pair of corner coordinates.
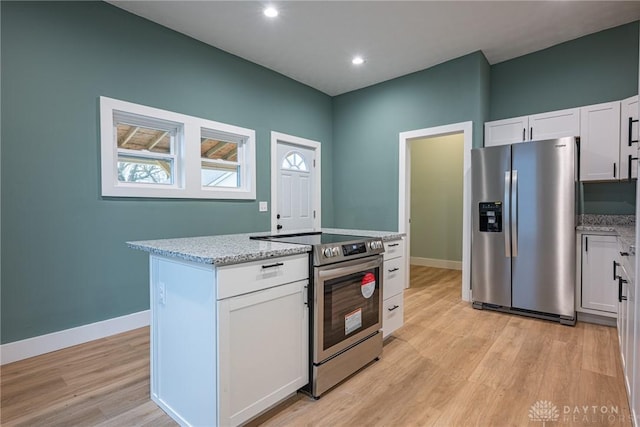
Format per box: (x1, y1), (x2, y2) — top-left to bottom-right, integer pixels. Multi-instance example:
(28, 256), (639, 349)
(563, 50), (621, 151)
(259, 201), (268, 212)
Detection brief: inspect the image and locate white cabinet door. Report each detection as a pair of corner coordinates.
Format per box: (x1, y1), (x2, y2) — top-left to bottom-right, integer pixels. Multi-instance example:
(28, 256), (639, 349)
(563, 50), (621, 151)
(217, 280), (308, 427)
(484, 116), (528, 147)
(580, 101), (621, 181)
(529, 107), (580, 141)
(620, 95), (639, 180)
(581, 234), (618, 313)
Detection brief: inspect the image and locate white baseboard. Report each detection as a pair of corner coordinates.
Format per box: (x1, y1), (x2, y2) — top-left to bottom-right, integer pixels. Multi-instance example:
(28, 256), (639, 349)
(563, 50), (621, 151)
(0, 310), (150, 365)
(410, 256), (462, 270)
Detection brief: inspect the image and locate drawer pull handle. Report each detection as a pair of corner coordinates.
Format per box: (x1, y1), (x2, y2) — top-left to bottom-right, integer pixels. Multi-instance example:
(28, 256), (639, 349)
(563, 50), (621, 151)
(388, 267), (400, 273)
(388, 305), (400, 312)
(388, 243), (400, 247)
(613, 261), (620, 280)
(619, 277), (628, 302)
(620, 252), (630, 257)
(261, 262), (284, 269)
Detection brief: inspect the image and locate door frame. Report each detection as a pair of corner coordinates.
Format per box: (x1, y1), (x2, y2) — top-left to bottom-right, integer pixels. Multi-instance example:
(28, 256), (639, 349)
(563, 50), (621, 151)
(270, 131), (321, 233)
(398, 121), (472, 301)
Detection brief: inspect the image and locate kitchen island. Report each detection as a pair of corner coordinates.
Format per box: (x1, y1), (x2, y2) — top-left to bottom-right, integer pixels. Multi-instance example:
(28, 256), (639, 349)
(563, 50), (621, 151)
(128, 228), (405, 427)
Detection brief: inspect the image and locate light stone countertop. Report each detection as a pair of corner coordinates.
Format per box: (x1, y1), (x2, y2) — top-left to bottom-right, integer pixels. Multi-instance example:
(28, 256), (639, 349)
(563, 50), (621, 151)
(128, 228), (405, 265)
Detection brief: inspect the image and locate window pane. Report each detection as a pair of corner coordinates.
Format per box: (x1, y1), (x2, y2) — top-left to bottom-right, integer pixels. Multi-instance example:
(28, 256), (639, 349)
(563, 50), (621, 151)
(201, 161), (239, 188)
(116, 123), (172, 154)
(117, 155), (173, 184)
(282, 151), (308, 171)
(201, 137), (238, 161)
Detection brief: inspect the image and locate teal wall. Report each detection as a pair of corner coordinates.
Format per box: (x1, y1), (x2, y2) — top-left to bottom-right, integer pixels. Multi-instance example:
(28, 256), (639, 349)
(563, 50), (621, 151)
(1, 2), (333, 343)
(331, 51), (491, 231)
(410, 134), (464, 261)
(490, 22), (639, 215)
(490, 22), (639, 120)
(2, 3), (637, 344)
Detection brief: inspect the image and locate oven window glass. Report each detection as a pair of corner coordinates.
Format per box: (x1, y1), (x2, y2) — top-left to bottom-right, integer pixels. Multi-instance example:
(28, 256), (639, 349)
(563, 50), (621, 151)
(323, 267), (380, 350)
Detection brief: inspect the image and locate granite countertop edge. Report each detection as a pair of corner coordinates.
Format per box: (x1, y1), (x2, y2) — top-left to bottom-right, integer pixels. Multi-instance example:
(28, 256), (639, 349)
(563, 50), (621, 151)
(128, 228), (405, 265)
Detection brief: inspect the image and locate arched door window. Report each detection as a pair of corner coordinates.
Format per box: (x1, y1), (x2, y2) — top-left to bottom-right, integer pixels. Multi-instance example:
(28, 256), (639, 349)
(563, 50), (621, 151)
(281, 151), (309, 171)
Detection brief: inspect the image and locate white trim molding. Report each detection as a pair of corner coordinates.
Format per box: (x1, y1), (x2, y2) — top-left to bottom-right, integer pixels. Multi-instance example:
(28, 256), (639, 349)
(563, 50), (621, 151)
(398, 121), (473, 302)
(410, 257), (463, 270)
(0, 310), (150, 365)
(270, 131), (322, 233)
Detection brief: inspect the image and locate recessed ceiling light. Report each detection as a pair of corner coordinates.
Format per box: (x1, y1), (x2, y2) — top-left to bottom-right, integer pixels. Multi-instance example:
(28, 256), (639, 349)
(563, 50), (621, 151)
(264, 7), (278, 18)
(352, 56), (365, 65)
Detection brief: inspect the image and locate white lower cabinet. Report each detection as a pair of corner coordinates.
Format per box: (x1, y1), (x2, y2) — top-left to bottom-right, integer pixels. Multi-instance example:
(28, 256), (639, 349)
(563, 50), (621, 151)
(382, 238), (406, 338)
(580, 234), (619, 314)
(218, 280), (308, 426)
(150, 253), (309, 427)
(617, 246), (636, 419)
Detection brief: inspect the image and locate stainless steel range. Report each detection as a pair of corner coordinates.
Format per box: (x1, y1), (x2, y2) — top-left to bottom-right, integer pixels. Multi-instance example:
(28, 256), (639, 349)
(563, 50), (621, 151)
(253, 232), (384, 397)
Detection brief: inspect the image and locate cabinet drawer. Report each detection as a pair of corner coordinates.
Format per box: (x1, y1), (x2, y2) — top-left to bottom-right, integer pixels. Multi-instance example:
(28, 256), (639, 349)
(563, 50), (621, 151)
(217, 254), (308, 300)
(382, 293), (404, 339)
(383, 257), (405, 300)
(384, 239), (404, 261)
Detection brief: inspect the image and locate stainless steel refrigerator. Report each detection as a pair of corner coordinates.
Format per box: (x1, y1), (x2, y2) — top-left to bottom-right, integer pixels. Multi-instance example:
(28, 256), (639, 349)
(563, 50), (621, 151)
(471, 137), (577, 325)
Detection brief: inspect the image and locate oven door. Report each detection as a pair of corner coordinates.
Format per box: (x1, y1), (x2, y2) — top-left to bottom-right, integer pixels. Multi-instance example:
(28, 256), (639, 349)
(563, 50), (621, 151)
(313, 255), (383, 363)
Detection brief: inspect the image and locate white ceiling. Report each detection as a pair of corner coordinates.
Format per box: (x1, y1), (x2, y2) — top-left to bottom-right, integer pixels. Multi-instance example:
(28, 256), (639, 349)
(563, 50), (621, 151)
(108, 1), (640, 96)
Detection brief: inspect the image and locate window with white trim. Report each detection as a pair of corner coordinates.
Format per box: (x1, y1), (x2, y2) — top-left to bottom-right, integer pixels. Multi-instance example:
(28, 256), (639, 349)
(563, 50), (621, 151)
(100, 96), (255, 199)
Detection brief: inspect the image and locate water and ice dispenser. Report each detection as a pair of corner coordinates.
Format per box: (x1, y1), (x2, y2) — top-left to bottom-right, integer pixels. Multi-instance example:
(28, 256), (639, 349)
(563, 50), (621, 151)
(478, 202), (502, 232)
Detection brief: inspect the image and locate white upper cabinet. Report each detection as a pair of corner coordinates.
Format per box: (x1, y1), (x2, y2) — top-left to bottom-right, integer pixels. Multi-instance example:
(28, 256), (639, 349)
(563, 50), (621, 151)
(529, 108), (580, 141)
(484, 108), (579, 147)
(580, 101), (621, 182)
(620, 95), (639, 180)
(484, 116), (529, 147)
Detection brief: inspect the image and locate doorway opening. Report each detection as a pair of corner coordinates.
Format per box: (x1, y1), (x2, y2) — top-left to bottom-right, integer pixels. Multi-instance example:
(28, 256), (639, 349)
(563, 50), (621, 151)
(398, 122), (472, 301)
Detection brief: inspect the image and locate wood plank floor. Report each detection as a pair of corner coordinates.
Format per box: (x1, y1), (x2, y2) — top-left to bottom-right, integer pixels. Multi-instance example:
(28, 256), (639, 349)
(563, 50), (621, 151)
(1, 266), (631, 426)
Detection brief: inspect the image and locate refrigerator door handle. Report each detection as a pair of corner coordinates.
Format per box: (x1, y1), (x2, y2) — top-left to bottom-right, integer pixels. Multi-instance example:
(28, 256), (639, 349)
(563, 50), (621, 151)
(504, 171), (511, 258)
(511, 170), (518, 257)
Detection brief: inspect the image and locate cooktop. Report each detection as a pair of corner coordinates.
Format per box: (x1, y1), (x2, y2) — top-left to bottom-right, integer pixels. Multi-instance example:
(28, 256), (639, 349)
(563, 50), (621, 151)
(261, 232), (372, 246)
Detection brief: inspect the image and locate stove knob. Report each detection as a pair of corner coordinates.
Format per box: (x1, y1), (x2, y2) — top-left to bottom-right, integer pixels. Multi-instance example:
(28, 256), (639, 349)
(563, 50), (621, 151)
(332, 247), (340, 256)
(323, 248), (333, 258)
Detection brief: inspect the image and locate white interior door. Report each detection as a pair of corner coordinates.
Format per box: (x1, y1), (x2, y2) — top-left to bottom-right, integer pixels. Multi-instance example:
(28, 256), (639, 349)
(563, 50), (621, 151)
(276, 142), (316, 233)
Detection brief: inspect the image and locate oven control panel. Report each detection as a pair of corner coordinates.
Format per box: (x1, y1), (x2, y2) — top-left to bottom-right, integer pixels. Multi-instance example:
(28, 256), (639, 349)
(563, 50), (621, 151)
(343, 242), (366, 256)
(319, 238), (384, 263)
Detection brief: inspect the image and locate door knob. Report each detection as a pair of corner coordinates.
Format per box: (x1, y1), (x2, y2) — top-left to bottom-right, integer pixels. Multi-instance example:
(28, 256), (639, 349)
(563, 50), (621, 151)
(277, 214), (281, 219)
(277, 224), (283, 230)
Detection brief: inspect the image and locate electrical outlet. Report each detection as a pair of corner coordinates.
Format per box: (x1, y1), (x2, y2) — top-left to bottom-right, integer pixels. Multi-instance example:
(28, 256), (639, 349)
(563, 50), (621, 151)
(259, 201), (268, 212)
(158, 282), (166, 305)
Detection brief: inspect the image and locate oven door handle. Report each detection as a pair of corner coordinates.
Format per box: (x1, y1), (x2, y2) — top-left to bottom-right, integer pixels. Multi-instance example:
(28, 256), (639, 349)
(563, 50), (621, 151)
(317, 258), (381, 280)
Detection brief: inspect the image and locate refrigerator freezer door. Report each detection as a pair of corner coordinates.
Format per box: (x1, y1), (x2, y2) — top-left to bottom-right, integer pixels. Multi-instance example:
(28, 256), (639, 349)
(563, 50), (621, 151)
(511, 138), (576, 317)
(471, 145), (512, 307)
